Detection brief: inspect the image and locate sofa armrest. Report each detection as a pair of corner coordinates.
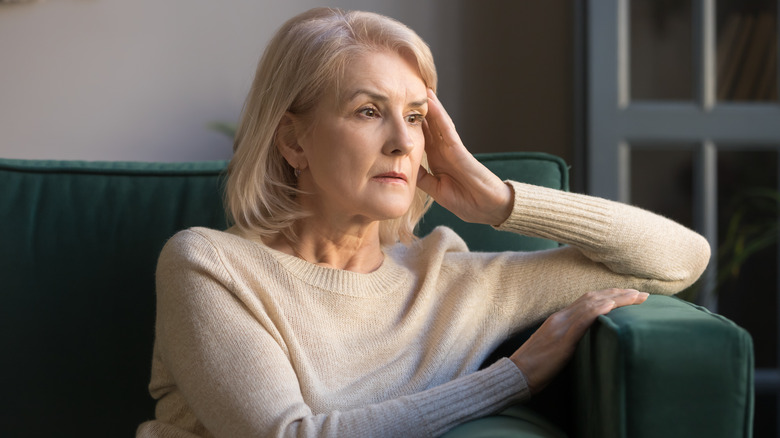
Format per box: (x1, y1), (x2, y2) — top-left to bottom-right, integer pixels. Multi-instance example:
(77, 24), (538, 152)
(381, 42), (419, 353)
(440, 405), (567, 438)
(574, 294), (754, 438)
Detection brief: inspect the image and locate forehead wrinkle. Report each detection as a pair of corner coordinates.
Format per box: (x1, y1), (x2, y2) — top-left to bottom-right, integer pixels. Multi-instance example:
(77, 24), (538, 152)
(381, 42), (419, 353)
(347, 89), (388, 103)
(337, 52), (428, 109)
(409, 97), (428, 109)
(344, 88), (428, 110)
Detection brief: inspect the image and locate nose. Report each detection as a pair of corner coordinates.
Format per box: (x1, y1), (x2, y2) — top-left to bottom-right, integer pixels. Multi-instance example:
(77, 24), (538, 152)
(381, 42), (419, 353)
(382, 116), (415, 156)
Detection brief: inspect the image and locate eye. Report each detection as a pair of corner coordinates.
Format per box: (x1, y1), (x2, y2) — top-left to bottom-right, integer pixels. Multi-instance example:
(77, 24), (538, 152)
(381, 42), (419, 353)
(406, 113), (424, 126)
(358, 107), (379, 118)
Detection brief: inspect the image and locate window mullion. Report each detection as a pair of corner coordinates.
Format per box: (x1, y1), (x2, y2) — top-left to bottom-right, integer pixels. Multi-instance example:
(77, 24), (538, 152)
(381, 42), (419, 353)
(694, 140), (718, 311)
(694, 0), (716, 110)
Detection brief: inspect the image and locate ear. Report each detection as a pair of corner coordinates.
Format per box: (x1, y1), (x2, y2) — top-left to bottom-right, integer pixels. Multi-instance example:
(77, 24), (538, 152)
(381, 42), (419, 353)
(276, 112), (309, 170)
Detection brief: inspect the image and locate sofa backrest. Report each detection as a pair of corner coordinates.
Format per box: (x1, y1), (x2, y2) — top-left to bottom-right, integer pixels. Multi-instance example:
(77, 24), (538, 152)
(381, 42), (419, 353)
(0, 152), (567, 436)
(0, 160), (228, 436)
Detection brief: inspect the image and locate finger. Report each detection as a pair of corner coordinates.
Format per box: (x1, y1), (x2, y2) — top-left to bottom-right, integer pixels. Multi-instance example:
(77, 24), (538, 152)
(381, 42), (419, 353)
(609, 289), (649, 308)
(563, 299), (617, 332)
(576, 288), (641, 303)
(425, 90), (459, 145)
(631, 290), (650, 304)
(423, 92), (443, 138)
(422, 118), (438, 151)
(563, 289), (636, 321)
(567, 291), (647, 325)
(415, 164), (437, 196)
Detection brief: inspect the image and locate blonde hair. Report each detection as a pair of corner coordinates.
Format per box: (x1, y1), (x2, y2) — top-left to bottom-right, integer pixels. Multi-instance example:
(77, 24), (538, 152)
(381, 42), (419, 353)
(226, 8), (437, 245)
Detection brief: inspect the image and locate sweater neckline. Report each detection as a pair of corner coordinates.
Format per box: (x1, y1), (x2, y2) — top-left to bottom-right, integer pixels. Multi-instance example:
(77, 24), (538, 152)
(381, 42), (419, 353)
(225, 227), (410, 297)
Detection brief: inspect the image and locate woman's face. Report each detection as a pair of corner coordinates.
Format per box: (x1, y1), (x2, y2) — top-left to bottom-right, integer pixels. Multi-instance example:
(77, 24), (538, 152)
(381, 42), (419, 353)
(295, 50), (428, 226)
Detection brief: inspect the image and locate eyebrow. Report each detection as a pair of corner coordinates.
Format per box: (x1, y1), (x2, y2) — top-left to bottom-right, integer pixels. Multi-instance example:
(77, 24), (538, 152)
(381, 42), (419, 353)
(347, 89), (428, 108)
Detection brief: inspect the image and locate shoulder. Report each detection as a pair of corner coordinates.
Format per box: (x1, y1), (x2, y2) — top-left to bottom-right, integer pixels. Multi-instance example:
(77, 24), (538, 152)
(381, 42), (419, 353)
(386, 226), (474, 272)
(392, 226), (469, 255)
(158, 226), (256, 273)
(161, 227), (232, 257)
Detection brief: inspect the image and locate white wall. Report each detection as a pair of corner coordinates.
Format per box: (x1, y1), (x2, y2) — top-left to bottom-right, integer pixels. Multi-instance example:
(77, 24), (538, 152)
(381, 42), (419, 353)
(0, 0), (459, 162)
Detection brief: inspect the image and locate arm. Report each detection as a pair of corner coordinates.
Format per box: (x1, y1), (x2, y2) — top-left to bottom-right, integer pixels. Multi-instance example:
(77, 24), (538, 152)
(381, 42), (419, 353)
(152, 231), (530, 438)
(416, 90), (711, 399)
(485, 184), (710, 398)
(496, 180), (711, 295)
(418, 90), (709, 295)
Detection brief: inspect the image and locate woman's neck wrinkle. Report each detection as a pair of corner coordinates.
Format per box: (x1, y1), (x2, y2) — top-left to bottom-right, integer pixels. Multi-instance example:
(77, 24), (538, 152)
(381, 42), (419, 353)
(286, 223), (385, 273)
(297, 238), (383, 273)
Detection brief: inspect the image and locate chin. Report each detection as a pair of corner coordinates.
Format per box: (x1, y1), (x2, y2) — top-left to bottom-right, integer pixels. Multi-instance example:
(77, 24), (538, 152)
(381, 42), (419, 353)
(378, 208), (411, 221)
(371, 202), (413, 221)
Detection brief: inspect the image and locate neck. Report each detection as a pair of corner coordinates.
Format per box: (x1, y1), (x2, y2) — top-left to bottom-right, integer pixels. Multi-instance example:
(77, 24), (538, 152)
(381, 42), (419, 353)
(265, 218), (385, 274)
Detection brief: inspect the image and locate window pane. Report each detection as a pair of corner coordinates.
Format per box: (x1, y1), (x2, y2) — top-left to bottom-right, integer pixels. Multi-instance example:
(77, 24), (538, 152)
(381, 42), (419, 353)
(717, 149), (778, 369)
(630, 0), (694, 100)
(716, 0), (778, 101)
(630, 147), (695, 228)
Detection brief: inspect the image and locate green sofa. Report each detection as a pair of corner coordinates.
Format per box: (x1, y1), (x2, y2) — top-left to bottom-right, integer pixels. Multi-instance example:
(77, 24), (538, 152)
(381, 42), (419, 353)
(0, 153), (753, 437)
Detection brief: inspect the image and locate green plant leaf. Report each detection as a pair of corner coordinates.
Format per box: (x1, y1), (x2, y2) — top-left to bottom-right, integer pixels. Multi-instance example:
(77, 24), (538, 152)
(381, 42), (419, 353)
(208, 122), (237, 139)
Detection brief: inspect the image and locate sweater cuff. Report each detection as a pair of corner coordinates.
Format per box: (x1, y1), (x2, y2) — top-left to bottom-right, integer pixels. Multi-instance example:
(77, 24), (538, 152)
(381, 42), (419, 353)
(494, 180), (613, 249)
(413, 358), (530, 437)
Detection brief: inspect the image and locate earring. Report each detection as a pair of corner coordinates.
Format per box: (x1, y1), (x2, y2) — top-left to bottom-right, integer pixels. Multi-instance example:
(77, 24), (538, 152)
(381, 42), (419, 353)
(294, 167), (301, 178)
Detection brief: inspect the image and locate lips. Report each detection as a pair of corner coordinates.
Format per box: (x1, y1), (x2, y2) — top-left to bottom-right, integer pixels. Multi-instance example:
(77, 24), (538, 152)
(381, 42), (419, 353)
(373, 171), (408, 183)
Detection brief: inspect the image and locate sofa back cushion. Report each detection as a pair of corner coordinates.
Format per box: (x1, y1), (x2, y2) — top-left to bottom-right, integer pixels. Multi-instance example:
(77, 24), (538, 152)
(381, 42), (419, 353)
(0, 159), (228, 436)
(0, 152), (567, 436)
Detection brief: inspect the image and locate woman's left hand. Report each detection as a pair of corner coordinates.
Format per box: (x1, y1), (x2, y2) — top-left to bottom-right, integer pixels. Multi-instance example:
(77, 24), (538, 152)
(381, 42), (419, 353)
(510, 288), (650, 395)
(416, 89), (513, 226)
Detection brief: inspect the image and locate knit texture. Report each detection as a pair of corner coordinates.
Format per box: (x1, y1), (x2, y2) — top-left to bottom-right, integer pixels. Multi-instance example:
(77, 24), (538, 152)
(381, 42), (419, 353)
(137, 181), (710, 438)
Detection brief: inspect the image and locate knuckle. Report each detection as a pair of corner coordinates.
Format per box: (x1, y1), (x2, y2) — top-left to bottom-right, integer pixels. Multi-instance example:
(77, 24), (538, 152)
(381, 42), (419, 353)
(582, 290), (599, 300)
(585, 300), (605, 313)
(547, 312), (567, 325)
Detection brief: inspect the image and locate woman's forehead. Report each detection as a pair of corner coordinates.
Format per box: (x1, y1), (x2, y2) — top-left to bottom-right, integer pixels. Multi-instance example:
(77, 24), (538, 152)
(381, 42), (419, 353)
(335, 51), (427, 103)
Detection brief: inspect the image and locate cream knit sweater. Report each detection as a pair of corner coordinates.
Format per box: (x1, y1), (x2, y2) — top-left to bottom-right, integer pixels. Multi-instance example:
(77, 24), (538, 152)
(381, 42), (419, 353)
(136, 181), (710, 438)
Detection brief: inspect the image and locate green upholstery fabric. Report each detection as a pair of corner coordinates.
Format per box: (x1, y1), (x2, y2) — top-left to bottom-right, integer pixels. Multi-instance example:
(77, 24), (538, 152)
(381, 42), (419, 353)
(575, 295), (754, 438)
(0, 159), (228, 436)
(442, 405), (567, 438)
(0, 153), (752, 438)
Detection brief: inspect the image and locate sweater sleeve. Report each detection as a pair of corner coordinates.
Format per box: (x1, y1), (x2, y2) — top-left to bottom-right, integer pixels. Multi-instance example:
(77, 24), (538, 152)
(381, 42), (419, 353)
(498, 181), (711, 290)
(147, 230), (530, 438)
(480, 181), (711, 327)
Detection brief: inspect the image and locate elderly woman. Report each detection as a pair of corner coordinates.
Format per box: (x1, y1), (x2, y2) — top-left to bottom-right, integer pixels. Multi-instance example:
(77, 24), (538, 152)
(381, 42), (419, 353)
(137, 7), (710, 438)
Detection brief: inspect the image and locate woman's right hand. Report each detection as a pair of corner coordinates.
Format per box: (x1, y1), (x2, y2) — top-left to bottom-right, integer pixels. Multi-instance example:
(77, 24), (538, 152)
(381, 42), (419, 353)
(416, 90), (514, 226)
(509, 288), (649, 394)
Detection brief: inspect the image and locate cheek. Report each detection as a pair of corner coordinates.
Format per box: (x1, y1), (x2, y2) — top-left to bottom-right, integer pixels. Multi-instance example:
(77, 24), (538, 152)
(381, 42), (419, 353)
(408, 150), (426, 190)
(305, 130), (361, 173)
